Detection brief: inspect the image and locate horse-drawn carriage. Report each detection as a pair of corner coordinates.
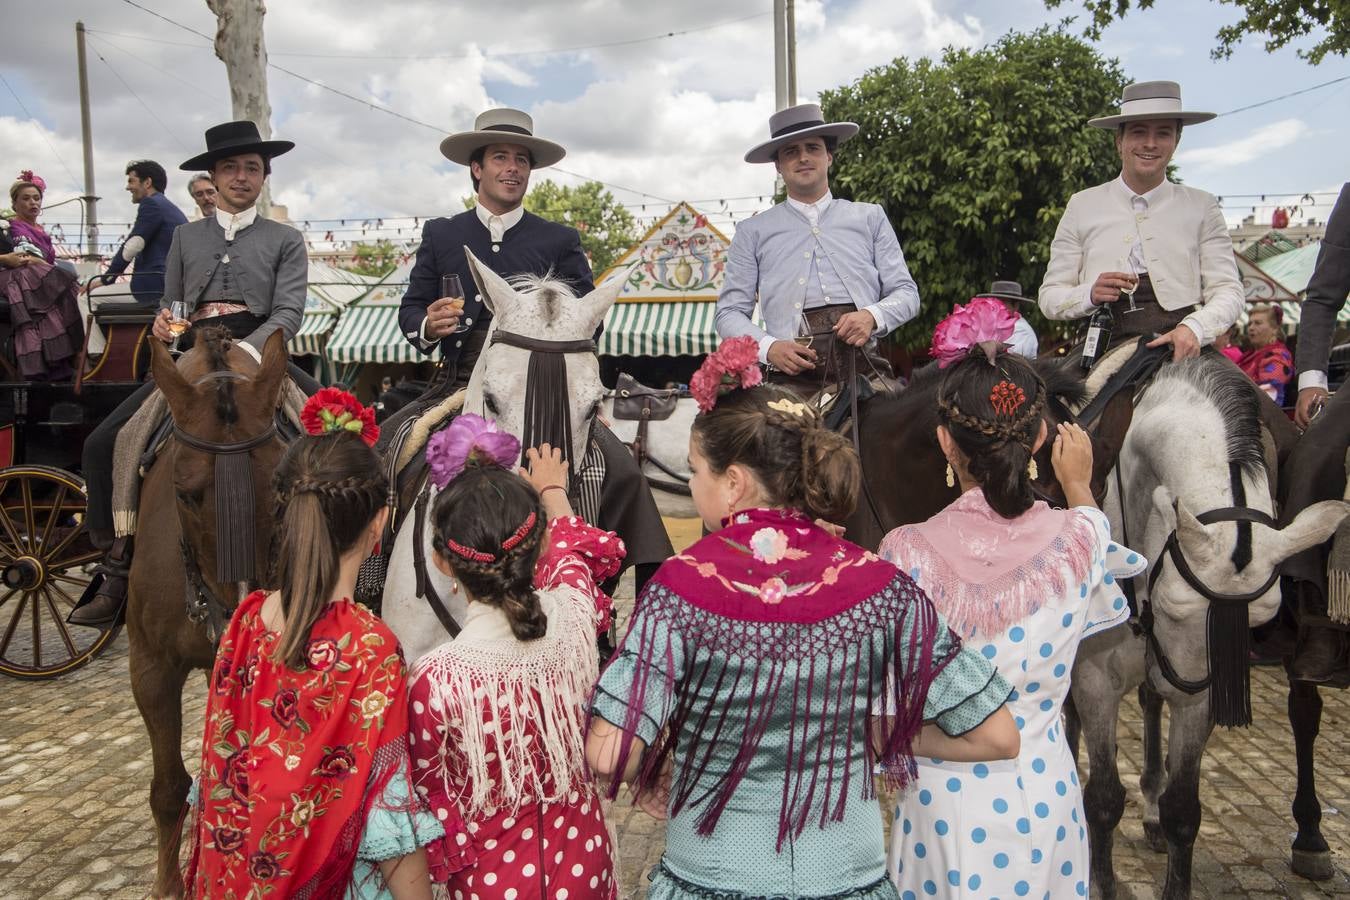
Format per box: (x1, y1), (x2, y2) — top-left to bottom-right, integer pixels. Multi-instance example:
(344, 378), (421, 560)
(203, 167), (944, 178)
(0, 275), (158, 679)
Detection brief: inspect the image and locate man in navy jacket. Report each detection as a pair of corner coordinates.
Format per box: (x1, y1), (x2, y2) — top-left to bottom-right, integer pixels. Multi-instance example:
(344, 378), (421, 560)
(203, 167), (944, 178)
(100, 160), (188, 304)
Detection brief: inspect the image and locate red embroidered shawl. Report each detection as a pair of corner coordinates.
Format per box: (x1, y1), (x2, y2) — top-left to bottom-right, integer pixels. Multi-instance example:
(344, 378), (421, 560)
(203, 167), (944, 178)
(185, 592), (418, 899)
(599, 507), (955, 849)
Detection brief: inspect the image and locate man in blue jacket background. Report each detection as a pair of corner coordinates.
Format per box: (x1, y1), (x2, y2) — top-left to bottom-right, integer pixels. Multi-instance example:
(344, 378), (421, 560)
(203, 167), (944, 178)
(99, 159), (188, 304)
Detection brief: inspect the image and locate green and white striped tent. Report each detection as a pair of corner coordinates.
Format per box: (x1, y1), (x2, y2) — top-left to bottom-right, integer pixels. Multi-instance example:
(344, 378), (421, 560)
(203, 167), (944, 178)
(325, 261), (439, 363)
(594, 202), (733, 358)
(1251, 242), (1350, 331)
(292, 262), (381, 356)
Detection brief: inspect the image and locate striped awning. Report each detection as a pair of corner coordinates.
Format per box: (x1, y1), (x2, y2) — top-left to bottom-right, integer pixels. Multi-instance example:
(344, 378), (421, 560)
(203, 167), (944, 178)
(326, 305), (437, 364)
(290, 312), (337, 356)
(599, 301), (718, 357)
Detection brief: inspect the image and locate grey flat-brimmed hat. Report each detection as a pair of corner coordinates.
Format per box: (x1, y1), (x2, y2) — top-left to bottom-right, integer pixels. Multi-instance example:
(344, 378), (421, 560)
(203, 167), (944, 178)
(980, 280), (1034, 303)
(744, 103), (859, 164)
(439, 108), (566, 168)
(1088, 81), (1216, 129)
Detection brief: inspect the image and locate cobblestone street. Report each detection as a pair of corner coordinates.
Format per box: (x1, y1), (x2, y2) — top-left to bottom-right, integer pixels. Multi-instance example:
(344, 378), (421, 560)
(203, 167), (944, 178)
(3, 538), (1350, 897)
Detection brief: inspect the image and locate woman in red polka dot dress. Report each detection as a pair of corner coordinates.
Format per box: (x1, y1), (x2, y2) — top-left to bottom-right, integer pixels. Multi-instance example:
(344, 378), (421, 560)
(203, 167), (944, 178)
(407, 416), (623, 899)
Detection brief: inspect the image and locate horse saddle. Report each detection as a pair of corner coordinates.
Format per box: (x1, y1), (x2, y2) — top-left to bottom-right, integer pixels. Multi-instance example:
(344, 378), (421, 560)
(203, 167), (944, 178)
(611, 372), (683, 421)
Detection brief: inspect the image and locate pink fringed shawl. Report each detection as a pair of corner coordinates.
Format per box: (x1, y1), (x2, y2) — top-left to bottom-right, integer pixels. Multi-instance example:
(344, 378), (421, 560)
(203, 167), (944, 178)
(880, 489), (1098, 640)
(599, 508), (956, 850)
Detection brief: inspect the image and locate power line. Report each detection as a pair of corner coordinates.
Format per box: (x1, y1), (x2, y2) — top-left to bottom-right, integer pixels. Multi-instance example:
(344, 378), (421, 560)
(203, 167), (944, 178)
(0, 73), (83, 187)
(88, 41), (189, 151)
(1216, 75), (1350, 117)
(88, 33), (223, 103)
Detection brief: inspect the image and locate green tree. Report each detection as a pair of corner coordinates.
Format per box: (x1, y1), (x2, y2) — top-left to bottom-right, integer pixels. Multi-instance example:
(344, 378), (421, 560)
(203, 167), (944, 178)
(524, 181), (638, 274)
(1047, 0), (1348, 62)
(346, 239), (400, 278)
(821, 26), (1127, 350)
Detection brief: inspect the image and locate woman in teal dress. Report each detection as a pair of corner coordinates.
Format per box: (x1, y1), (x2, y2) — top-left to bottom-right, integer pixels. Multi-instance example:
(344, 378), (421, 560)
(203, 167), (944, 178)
(586, 337), (1022, 899)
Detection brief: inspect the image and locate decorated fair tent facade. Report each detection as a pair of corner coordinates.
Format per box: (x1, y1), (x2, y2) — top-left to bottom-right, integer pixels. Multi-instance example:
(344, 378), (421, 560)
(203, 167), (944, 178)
(594, 202), (732, 358)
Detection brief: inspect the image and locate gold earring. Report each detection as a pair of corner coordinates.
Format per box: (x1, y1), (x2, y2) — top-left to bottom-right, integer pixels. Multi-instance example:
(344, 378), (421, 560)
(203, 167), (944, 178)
(1028, 458), (1039, 480)
(945, 464), (955, 488)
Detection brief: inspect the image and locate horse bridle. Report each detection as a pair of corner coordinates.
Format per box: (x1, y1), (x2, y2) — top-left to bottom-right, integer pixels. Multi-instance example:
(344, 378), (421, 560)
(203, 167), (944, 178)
(171, 406), (280, 643)
(411, 328), (598, 637)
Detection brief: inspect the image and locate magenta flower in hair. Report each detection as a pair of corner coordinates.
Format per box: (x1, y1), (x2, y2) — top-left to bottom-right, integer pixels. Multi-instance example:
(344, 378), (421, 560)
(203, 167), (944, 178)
(425, 413), (522, 489)
(931, 297), (1019, 368)
(690, 335), (763, 413)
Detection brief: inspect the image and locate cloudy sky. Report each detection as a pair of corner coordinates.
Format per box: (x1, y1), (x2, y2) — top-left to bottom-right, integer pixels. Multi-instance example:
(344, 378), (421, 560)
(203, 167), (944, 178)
(4, 0), (1347, 258)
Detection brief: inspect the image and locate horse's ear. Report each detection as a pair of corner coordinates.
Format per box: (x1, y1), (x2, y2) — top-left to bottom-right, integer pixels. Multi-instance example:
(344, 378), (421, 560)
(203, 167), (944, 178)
(1174, 496), (1224, 559)
(581, 263), (631, 325)
(464, 245), (514, 317)
(253, 330), (288, 407)
(1151, 485), (1178, 535)
(149, 338), (194, 416)
(1087, 393), (1134, 498)
(1267, 500), (1350, 563)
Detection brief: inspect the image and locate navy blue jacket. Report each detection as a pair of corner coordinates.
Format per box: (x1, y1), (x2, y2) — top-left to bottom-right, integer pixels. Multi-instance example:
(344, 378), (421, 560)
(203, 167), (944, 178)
(398, 210), (594, 363)
(105, 191), (188, 303)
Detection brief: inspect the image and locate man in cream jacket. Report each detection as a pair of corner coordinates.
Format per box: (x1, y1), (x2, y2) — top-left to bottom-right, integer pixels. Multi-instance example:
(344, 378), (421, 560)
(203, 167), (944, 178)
(1039, 81), (1243, 360)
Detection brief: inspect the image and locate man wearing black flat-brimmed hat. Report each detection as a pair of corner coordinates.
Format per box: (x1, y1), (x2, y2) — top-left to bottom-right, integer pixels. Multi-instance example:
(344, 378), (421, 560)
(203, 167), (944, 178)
(1039, 80), (1243, 361)
(716, 102), (920, 394)
(980, 280), (1038, 358)
(72, 119), (314, 626)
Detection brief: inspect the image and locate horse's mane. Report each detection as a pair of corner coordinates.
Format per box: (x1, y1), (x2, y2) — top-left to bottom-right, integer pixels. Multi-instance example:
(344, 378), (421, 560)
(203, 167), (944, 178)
(1152, 357), (1266, 476)
(504, 270), (577, 326)
(197, 326), (238, 426)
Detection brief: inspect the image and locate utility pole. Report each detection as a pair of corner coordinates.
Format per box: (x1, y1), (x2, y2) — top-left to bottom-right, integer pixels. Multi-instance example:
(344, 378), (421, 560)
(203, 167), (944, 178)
(773, 0), (798, 112)
(75, 21), (98, 261)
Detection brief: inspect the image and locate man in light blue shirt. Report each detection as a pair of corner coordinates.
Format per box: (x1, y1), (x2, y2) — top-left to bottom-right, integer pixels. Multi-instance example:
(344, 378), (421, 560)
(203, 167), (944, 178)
(716, 103), (920, 386)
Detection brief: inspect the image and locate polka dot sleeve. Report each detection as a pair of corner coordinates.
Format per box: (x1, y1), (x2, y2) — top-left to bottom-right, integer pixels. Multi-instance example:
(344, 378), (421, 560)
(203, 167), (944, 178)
(536, 516), (626, 632)
(920, 610), (1013, 737)
(405, 665), (477, 882)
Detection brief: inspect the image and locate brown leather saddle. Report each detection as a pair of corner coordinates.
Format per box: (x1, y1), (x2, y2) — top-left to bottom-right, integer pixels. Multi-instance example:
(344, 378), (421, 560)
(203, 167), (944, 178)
(610, 373), (690, 492)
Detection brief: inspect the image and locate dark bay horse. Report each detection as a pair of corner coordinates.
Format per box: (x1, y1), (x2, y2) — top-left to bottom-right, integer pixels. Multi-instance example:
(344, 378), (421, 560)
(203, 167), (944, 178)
(127, 328), (289, 898)
(843, 356), (1135, 548)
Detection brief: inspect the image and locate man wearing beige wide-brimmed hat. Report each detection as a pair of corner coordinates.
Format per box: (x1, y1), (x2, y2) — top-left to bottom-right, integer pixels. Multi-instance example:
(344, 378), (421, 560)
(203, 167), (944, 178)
(1039, 80), (1242, 361)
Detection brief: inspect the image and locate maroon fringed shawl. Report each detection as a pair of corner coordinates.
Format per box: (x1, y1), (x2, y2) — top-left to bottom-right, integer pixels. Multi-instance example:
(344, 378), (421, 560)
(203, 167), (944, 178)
(599, 508), (957, 849)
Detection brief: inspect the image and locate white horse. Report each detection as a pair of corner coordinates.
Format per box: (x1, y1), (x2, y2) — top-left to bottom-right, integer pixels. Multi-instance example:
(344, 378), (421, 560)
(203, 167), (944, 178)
(1069, 351), (1348, 900)
(382, 250), (625, 664)
(600, 394), (697, 487)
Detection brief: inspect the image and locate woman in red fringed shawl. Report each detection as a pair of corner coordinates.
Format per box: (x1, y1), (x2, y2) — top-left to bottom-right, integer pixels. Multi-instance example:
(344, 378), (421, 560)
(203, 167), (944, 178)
(186, 392), (466, 899)
(1238, 304), (1295, 406)
(879, 300), (1146, 899)
(407, 417), (622, 898)
(585, 337), (1021, 900)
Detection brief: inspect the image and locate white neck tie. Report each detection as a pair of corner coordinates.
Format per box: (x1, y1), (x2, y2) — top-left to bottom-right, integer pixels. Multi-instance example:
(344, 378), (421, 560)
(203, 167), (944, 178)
(1128, 195), (1148, 271)
(489, 215), (505, 243)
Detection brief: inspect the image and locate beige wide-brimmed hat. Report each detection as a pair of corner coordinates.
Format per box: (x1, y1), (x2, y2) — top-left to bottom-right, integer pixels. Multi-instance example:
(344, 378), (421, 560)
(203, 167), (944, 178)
(1088, 81), (1216, 129)
(438, 108), (566, 168)
(744, 103), (859, 164)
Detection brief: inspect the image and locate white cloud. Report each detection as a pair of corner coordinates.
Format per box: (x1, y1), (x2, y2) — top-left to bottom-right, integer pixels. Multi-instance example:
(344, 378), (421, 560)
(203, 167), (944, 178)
(1175, 118), (1310, 170)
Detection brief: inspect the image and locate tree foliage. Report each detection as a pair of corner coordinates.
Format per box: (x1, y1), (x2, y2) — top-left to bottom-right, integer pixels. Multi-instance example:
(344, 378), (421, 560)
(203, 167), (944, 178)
(821, 27), (1127, 350)
(523, 180), (638, 274)
(1047, 0), (1349, 63)
(346, 239), (401, 278)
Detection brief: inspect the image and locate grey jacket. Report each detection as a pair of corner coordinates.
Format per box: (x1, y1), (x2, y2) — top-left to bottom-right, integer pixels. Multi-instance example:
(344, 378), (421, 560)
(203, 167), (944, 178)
(1298, 183), (1350, 388)
(161, 215), (307, 353)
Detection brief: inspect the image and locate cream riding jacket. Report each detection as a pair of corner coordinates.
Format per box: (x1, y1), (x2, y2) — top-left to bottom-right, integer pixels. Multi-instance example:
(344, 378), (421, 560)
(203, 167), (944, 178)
(1038, 178), (1243, 345)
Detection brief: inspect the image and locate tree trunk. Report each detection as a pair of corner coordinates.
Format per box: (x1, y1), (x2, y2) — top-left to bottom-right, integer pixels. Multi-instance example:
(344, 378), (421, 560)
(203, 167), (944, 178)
(206, 0), (273, 215)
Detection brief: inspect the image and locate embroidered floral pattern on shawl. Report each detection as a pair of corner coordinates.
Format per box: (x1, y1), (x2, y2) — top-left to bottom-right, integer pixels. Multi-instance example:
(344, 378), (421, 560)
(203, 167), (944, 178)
(186, 592), (461, 899)
(596, 508), (956, 850)
(879, 489), (1099, 640)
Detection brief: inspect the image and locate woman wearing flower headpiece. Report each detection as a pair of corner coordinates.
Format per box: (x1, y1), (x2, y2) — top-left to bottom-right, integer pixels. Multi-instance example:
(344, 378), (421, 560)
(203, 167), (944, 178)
(0, 170), (83, 379)
(407, 415), (624, 897)
(585, 335), (1020, 899)
(185, 390), (451, 899)
(878, 298), (1146, 898)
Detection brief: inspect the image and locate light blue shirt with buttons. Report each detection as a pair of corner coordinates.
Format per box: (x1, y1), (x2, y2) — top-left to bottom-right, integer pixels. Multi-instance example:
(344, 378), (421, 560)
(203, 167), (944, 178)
(716, 194), (920, 362)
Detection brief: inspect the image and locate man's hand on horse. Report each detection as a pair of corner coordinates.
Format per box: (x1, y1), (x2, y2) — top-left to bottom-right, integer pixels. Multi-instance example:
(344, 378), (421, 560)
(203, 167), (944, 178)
(1146, 324), (1200, 362)
(767, 340), (816, 375)
(832, 310), (877, 347)
(151, 308), (176, 343)
(423, 296), (464, 339)
(1090, 271), (1135, 306)
(1294, 386), (1330, 430)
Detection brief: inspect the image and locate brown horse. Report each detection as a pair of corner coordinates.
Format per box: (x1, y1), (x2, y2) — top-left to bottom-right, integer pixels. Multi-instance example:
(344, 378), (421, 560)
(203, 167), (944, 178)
(844, 356), (1135, 548)
(127, 328), (289, 898)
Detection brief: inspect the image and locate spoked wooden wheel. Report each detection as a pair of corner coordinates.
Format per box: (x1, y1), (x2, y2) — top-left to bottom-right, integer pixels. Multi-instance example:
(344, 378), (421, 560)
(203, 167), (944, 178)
(0, 466), (116, 679)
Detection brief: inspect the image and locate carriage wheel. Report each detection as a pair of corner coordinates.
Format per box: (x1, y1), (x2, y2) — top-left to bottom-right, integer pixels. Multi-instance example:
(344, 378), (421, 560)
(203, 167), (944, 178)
(0, 466), (118, 679)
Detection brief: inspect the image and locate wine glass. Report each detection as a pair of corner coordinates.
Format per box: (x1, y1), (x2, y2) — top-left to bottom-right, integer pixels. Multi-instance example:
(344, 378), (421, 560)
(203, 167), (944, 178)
(168, 301), (190, 354)
(794, 314), (815, 349)
(1117, 256), (1141, 315)
(440, 274), (470, 334)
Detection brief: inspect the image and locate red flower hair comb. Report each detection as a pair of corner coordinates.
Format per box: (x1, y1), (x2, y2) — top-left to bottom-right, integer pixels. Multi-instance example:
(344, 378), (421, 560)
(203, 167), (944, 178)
(299, 388), (379, 446)
(989, 380), (1027, 417)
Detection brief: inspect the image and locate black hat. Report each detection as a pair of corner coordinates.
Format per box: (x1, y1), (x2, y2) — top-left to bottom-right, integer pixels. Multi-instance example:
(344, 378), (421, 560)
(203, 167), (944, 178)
(981, 280), (1033, 303)
(179, 120), (295, 172)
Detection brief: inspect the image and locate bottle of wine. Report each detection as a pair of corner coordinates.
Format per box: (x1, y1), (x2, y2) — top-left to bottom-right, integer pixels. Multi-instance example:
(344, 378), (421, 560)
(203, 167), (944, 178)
(1080, 305), (1113, 372)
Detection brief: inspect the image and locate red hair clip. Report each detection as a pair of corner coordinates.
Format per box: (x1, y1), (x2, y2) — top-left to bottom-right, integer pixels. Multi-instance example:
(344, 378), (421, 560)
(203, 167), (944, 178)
(501, 512), (538, 551)
(990, 380), (1027, 417)
(444, 538), (495, 564)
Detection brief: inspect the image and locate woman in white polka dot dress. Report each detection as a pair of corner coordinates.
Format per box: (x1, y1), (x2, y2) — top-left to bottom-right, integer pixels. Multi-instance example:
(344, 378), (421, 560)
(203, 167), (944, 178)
(879, 349), (1146, 900)
(406, 428), (623, 899)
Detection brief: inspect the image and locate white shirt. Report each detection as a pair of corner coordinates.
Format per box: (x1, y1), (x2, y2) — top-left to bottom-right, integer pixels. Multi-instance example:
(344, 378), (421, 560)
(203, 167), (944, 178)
(787, 191), (832, 227)
(215, 205), (258, 242)
(1114, 176), (1166, 274)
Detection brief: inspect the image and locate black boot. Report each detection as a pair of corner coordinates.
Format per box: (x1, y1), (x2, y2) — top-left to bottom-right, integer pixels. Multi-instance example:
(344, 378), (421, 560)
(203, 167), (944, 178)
(68, 536), (132, 628)
(1289, 627), (1347, 684)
